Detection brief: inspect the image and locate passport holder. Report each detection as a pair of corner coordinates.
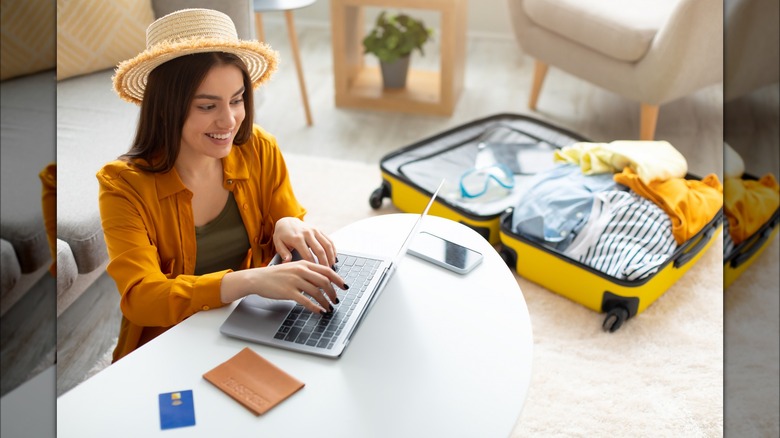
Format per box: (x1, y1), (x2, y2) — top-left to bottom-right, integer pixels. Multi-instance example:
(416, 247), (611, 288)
(203, 347), (304, 415)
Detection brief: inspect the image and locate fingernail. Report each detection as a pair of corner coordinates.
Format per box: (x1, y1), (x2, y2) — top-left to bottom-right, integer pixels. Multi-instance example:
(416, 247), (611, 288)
(320, 309), (327, 315)
(329, 304), (334, 312)
(335, 298), (340, 304)
(343, 283), (350, 290)
(335, 256), (339, 263)
(331, 265), (337, 271)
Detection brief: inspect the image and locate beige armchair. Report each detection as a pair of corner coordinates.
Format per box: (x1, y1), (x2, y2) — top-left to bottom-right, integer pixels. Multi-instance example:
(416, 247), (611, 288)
(507, 0), (723, 140)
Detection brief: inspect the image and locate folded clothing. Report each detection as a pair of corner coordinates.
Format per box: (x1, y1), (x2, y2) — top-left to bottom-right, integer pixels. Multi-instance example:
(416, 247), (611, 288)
(512, 164), (623, 251)
(554, 140), (688, 184)
(564, 190), (677, 281)
(724, 174), (780, 245)
(614, 168), (723, 245)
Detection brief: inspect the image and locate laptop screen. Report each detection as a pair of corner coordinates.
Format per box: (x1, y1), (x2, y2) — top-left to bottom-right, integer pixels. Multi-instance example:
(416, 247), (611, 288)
(391, 179), (445, 266)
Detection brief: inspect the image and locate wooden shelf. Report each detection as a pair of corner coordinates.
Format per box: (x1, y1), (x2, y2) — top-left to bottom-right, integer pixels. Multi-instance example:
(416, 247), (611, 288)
(330, 0), (467, 116)
(336, 66), (449, 114)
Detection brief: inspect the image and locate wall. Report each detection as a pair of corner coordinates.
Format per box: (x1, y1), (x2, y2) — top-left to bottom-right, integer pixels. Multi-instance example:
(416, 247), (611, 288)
(279, 0), (515, 39)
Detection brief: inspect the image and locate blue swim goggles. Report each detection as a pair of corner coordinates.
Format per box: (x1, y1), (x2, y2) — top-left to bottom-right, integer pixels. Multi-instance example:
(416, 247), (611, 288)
(459, 163), (515, 199)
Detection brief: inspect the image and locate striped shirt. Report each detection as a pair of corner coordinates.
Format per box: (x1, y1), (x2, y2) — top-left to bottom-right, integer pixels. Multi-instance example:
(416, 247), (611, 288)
(564, 190), (678, 281)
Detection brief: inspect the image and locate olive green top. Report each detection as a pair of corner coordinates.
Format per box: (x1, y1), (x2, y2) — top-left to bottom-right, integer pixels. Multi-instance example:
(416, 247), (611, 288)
(194, 191), (251, 275)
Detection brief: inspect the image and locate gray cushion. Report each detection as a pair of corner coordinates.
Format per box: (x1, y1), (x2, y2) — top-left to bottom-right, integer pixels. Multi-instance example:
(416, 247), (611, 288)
(57, 70), (129, 274)
(56, 239), (78, 298)
(0, 71), (55, 273)
(1, 239), (21, 295)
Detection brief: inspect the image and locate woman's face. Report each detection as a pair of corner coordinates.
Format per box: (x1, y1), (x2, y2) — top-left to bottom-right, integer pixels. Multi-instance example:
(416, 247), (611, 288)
(180, 63), (246, 162)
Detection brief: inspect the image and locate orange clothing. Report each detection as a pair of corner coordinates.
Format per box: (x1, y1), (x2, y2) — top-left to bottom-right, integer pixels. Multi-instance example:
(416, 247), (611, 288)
(39, 163), (57, 277)
(613, 168), (723, 245)
(724, 174), (780, 245)
(97, 125), (306, 361)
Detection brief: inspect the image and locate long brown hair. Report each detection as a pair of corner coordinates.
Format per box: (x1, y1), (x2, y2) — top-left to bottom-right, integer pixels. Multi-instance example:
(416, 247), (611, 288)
(121, 52), (255, 173)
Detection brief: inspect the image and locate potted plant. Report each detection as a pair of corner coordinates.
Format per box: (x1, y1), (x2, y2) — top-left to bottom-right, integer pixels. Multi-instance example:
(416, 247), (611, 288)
(362, 11), (433, 89)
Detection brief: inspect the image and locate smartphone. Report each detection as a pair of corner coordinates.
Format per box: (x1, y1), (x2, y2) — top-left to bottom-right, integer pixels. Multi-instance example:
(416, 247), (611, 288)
(408, 231), (483, 274)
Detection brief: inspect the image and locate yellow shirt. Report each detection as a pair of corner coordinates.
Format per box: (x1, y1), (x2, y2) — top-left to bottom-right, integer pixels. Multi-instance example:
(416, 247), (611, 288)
(97, 125), (306, 361)
(613, 168), (723, 245)
(724, 174), (780, 245)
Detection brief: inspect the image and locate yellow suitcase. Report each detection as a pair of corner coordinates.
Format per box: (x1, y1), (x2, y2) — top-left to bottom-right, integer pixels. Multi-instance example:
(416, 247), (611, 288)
(369, 113), (723, 332)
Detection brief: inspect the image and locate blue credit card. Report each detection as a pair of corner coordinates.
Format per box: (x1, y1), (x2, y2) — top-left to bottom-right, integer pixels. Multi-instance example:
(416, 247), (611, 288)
(158, 390), (196, 430)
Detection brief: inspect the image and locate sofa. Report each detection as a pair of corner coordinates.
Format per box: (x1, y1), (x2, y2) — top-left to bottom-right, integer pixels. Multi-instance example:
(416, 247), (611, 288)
(55, 0), (256, 315)
(0, 0), (56, 317)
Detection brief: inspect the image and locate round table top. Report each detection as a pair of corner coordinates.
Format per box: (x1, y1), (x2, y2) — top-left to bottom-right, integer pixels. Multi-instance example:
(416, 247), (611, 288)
(57, 214), (533, 437)
(253, 0), (317, 12)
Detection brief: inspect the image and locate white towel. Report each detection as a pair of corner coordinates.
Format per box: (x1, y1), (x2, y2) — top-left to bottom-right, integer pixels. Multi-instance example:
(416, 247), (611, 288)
(724, 142), (745, 180)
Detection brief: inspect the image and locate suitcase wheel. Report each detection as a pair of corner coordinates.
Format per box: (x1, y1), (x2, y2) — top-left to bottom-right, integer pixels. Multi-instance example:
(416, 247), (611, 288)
(499, 247), (517, 269)
(602, 306), (629, 333)
(369, 181), (391, 209)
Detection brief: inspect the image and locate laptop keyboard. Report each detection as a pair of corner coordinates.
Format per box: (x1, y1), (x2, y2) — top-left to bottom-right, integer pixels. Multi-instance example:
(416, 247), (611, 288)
(273, 254), (382, 350)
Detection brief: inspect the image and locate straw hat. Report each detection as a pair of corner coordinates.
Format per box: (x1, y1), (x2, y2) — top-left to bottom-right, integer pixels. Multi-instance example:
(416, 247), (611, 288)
(113, 8), (278, 104)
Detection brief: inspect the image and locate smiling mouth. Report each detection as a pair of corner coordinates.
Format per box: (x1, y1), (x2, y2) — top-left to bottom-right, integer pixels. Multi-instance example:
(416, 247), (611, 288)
(207, 132), (231, 140)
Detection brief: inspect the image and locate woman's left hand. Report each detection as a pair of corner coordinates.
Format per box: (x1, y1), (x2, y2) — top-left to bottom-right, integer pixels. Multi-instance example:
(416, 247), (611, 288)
(273, 217), (337, 268)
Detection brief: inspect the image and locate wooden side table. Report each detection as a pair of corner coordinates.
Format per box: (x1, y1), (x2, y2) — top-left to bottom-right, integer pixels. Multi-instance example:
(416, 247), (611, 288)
(330, 0), (467, 116)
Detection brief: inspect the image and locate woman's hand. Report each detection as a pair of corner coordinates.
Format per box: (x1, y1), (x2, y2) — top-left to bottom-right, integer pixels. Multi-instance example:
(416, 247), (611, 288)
(221, 260), (348, 314)
(273, 217), (337, 268)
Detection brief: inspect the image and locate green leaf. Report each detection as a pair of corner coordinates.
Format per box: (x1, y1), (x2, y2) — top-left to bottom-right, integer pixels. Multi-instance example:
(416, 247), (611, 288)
(362, 11), (432, 61)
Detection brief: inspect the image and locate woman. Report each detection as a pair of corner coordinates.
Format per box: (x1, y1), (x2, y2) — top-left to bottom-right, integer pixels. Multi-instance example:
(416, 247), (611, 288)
(99, 9), (346, 362)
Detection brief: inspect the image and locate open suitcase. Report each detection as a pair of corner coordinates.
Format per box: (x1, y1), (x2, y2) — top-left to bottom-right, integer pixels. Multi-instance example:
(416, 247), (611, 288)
(723, 174), (780, 289)
(370, 113), (722, 331)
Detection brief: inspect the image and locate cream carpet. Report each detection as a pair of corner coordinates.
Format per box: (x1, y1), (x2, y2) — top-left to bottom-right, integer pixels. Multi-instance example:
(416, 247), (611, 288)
(284, 152), (728, 437)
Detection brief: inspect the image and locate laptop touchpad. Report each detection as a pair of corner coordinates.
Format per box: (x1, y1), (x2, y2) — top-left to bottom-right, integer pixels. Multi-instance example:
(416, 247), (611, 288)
(241, 295), (295, 313)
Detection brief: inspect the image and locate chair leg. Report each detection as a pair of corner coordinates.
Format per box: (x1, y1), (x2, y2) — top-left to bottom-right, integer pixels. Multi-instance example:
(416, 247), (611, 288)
(254, 12), (265, 42)
(639, 103), (659, 140)
(284, 11), (313, 126)
(529, 60), (548, 110)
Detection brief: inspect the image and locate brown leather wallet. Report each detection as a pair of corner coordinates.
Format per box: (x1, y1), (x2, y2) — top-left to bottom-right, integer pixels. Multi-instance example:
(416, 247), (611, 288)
(203, 347), (304, 415)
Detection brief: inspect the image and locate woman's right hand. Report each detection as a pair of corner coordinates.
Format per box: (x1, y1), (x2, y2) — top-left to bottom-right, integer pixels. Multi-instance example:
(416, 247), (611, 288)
(220, 260), (348, 314)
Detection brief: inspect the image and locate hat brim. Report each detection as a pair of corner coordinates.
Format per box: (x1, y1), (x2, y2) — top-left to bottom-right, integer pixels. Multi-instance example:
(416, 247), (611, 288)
(113, 37), (279, 104)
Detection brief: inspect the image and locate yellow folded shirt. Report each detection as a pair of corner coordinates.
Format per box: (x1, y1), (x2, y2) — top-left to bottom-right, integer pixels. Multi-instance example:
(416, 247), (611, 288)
(724, 174), (780, 245)
(614, 168), (723, 245)
(555, 140), (688, 184)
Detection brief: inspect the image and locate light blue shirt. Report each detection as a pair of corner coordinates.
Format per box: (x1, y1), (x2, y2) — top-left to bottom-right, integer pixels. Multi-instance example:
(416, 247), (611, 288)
(512, 164), (623, 250)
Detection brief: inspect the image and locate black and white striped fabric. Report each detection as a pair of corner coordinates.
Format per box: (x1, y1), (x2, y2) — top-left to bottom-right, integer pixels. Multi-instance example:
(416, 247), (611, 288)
(564, 190), (678, 281)
(722, 219), (736, 257)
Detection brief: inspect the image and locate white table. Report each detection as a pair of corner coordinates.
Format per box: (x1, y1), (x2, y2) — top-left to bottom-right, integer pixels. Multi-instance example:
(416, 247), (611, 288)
(57, 214), (533, 437)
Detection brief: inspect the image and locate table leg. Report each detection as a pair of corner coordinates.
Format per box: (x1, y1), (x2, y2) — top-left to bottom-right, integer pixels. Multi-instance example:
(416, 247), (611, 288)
(285, 10), (313, 126)
(254, 12), (265, 42)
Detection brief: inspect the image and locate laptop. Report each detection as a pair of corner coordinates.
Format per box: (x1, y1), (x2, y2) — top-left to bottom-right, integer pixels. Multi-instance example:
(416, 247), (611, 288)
(220, 180), (444, 358)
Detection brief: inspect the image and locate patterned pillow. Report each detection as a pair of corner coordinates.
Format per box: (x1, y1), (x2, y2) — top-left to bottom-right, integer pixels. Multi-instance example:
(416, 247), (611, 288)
(56, 0), (155, 81)
(0, 0), (56, 81)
